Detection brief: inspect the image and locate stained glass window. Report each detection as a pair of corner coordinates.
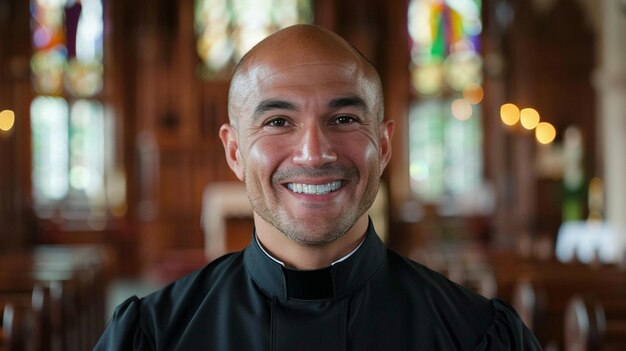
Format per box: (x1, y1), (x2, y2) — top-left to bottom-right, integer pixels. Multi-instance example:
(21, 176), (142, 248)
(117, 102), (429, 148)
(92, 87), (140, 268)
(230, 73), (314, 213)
(408, 0), (484, 208)
(31, 96), (69, 201)
(30, 0), (110, 217)
(194, 0), (313, 80)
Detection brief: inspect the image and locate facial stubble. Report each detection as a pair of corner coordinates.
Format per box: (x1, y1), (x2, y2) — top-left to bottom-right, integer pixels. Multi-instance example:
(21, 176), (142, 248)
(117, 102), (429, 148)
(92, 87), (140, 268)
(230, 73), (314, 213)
(244, 162), (380, 247)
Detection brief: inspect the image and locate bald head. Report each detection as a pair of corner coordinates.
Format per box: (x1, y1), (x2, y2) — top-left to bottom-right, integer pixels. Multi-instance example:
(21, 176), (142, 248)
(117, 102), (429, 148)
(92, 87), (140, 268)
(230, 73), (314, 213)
(218, 24), (395, 255)
(228, 24), (384, 128)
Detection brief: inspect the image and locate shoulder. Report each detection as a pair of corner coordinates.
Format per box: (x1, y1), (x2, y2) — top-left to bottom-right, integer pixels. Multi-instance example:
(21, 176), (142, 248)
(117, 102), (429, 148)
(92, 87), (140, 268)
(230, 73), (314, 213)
(383, 250), (540, 349)
(384, 250), (494, 338)
(474, 299), (542, 350)
(385, 249), (491, 307)
(140, 251), (245, 315)
(94, 296), (144, 350)
(139, 252), (246, 340)
(95, 252), (247, 350)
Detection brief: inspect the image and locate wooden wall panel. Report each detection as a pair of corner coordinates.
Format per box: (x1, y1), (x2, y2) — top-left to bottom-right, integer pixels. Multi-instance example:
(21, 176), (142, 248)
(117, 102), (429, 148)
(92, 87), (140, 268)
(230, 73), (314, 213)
(0, 0), (36, 251)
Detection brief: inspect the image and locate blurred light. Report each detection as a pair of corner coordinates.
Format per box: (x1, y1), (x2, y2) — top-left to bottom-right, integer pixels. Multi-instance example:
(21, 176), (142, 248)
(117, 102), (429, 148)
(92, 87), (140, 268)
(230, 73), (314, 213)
(70, 165), (89, 190)
(410, 160), (429, 182)
(463, 83), (484, 104)
(535, 122), (556, 144)
(88, 211), (107, 231)
(31, 96), (69, 200)
(451, 99), (473, 120)
(0, 110), (16, 131)
(413, 63), (444, 95)
(33, 27), (51, 48)
(520, 108), (540, 130)
(500, 103), (519, 126)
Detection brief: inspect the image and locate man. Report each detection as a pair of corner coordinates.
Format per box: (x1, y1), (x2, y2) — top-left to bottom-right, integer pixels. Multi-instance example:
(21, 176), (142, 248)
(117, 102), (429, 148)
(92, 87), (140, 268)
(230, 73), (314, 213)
(95, 24), (540, 350)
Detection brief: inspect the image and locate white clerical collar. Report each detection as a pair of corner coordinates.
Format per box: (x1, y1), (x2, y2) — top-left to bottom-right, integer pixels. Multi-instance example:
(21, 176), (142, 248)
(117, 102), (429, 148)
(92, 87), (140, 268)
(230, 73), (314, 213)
(255, 234), (365, 267)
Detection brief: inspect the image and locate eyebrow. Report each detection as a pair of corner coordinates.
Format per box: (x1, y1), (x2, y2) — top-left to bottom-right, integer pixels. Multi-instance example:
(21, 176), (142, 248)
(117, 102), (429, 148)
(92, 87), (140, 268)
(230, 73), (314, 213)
(328, 96), (369, 113)
(251, 96), (369, 120)
(253, 99), (297, 119)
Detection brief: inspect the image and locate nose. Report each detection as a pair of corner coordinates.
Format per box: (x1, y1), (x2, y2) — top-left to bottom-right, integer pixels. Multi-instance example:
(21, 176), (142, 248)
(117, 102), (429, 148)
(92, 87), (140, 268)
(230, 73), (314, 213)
(292, 124), (337, 166)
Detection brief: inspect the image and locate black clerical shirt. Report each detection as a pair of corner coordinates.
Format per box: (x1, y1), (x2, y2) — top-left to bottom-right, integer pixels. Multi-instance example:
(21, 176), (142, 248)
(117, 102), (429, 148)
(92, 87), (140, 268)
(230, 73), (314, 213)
(95, 222), (541, 350)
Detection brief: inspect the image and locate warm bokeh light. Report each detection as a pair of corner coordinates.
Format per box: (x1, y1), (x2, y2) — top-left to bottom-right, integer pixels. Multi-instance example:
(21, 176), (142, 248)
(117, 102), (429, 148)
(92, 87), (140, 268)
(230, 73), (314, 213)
(500, 103), (520, 126)
(520, 108), (540, 130)
(463, 83), (484, 104)
(535, 121), (556, 144)
(413, 63), (444, 95)
(451, 99), (473, 120)
(0, 110), (16, 131)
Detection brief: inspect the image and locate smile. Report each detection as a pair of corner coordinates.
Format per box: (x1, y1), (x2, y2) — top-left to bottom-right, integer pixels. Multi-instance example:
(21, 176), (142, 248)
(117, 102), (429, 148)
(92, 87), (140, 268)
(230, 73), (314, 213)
(287, 181), (342, 195)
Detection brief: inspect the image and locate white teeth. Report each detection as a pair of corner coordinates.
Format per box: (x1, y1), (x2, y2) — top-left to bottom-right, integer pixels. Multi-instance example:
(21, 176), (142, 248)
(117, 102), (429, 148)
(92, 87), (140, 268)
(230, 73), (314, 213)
(287, 181), (342, 195)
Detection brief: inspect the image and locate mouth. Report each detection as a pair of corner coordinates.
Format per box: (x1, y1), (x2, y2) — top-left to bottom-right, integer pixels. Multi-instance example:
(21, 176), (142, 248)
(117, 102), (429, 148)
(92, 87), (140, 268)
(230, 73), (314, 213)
(286, 181), (342, 195)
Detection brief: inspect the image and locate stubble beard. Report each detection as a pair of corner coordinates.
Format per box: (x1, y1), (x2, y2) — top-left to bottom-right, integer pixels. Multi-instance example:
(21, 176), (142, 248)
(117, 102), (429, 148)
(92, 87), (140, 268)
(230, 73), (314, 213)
(245, 165), (380, 246)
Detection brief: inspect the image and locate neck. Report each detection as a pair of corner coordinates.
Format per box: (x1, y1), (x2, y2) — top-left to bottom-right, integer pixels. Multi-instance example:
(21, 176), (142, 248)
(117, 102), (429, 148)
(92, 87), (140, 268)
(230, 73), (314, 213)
(254, 214), (369, 270)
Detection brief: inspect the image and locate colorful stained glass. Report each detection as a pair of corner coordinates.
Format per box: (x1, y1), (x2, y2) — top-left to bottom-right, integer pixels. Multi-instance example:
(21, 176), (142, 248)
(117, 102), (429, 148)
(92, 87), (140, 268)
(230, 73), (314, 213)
(30, 0), (108, 212)
(408, 0), (482, 95)
(31, 49), (67, 95)
(408, 0), (484, 206)
(409, 99), (483, 202)
(31, 0), (103, 97)
(194, 0), (313, 80)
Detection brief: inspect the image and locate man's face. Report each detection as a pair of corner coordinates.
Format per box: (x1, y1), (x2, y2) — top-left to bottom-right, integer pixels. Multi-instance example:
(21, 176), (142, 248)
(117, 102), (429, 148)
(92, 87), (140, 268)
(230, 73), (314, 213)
(222, 56), (392, 246)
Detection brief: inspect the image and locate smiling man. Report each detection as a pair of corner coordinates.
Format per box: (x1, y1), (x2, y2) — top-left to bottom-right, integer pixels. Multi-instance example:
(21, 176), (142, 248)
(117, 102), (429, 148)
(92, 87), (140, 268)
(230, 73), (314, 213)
(220, 24), (392, 270)
(95, 25), (540, 350)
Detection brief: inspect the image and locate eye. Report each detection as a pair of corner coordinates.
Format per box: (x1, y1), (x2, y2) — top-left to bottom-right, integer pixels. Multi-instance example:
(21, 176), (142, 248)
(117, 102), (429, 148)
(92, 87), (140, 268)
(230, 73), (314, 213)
(333, 115), (358, 125)
(265, 118), (289, 127)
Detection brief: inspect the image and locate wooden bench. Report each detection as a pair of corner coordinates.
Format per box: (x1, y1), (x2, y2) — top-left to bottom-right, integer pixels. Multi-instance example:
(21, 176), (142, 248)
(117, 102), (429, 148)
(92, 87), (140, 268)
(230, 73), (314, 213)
(411, 243), (498, 298)
(510, 263), (626, 349)
(0, 245), (112, 351)
(0, 283), (53, 351)
(1, 301), (31, 351)
(0, 273), (82, 351)
(564, 292), (626, 351)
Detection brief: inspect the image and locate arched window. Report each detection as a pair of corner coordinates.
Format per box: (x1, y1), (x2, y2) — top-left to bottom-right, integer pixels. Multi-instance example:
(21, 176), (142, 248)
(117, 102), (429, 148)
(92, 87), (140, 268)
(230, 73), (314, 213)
(30, 0), (117, 224)
(194, 0), (313, 80)
(407, 0), (485, 211)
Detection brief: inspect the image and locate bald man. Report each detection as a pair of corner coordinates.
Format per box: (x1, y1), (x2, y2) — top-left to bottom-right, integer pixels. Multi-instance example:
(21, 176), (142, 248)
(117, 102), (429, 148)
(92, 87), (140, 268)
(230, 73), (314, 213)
(95, 25), (540, 350)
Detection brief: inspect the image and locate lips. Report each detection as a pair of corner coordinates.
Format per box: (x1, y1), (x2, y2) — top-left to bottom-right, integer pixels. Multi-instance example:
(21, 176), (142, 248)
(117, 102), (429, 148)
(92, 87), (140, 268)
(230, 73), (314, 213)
(287, 181), (342, 195)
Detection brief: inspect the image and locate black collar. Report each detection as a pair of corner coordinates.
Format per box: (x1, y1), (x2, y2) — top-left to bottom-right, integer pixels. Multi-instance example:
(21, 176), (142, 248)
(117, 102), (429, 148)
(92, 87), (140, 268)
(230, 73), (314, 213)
(243, 219), (386, 300)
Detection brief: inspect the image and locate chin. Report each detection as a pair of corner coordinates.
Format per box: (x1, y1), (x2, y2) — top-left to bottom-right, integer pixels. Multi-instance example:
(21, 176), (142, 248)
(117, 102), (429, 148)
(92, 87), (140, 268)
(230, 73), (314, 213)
(287, 231), (345, 247)
(280, 217), (355, 245)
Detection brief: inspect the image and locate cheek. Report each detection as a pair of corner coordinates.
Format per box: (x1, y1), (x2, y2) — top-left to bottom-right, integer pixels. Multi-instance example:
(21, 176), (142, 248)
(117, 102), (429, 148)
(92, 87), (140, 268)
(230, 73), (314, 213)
(247, 139), (286, 177)
(341, 139), (380, 174)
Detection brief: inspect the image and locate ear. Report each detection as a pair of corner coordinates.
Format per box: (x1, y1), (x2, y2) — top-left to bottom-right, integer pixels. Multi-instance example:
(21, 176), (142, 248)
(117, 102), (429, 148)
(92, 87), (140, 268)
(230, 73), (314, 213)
(219, 123), (245, 181)
(378, 120), (394, 174)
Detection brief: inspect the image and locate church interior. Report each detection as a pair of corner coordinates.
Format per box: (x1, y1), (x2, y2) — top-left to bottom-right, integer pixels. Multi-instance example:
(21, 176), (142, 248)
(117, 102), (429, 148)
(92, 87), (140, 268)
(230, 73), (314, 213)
(1, 0), (626, 349)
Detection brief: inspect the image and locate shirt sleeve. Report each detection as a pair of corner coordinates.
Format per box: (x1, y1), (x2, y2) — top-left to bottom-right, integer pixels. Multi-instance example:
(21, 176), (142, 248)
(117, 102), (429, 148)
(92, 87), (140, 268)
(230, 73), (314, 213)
(93, 296), (152, 351)
(472, 299), (542, 351)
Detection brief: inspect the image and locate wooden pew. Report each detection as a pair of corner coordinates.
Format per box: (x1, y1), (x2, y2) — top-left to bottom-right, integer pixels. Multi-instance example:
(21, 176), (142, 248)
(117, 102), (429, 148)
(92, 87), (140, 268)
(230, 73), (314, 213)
(0, 275), (70, 351)
(487, 252), (573, 303)
(0, 245), (112, 351)
(31, 284), (53, 351)
(411, 243), (498, 298)
(0, 284), (52, 351)
(564, 292), (626, 351)
(510, 263), (626, 349)
(1, 302), (31, 351)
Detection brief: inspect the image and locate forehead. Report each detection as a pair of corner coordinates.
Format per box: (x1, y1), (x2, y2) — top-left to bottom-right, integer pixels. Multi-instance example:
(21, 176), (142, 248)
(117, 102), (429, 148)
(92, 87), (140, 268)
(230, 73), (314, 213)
(232, 58), (378, 114)
(228, 25), (383, 123)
